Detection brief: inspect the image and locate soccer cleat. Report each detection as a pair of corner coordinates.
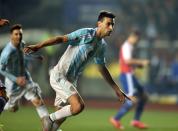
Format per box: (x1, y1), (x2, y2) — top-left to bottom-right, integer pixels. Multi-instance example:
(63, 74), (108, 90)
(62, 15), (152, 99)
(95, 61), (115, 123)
(51, 121), (61, 131)
(131, 120), (148, 129)
(42, 116), (53, 131)
(109, 117), (124, 130)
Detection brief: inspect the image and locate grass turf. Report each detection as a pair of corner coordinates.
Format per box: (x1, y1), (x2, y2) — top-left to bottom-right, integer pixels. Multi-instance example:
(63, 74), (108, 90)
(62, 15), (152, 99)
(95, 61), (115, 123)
(0, 106), (178, 131)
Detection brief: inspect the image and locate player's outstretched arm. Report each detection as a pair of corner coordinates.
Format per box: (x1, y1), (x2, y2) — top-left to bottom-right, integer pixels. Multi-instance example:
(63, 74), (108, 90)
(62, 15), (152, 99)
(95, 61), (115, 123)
(125, 59), (149, 67)
(24, 35), (68, 53)
(98, 65), (131, 103)
(0, 19), (9, 27)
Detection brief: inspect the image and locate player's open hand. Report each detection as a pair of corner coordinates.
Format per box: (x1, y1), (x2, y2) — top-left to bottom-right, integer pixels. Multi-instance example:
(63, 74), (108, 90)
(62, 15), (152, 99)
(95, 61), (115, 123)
(115, 88), (136, 103)
(0, 19), (9, 27)
(121, 92), (137, 103)
(115, 89), (126, 103)
(23, 45), (39, 54)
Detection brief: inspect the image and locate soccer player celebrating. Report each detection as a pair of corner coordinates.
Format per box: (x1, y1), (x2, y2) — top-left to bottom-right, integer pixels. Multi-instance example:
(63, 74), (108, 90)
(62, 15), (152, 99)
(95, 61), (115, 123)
(0, 18), (9, 114)
(110, 31), (149, 129)
(0, 24), (49, 127)
(24, 10), (130, 131)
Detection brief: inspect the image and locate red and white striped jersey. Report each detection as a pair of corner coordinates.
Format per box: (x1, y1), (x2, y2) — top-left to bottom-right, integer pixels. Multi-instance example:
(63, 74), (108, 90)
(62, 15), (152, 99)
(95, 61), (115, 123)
(119, 41), (134, 73)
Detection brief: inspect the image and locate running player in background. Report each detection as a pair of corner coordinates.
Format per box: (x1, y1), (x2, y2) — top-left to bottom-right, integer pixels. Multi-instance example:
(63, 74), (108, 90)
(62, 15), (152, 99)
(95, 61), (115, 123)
(24, 10), (130, 131)
(0, 24), (49, 128)
(0, 18), (9, 114)
(110, 30), (149, 129)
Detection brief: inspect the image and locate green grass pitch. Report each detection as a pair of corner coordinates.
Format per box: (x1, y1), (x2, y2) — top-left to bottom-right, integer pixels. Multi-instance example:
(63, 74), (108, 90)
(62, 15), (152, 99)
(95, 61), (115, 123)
(0, 106), (178, 131)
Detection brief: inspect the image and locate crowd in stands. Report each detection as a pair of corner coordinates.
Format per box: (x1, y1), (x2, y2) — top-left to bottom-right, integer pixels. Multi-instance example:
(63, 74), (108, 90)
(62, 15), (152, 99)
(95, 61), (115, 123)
(115, 0), (178, 41)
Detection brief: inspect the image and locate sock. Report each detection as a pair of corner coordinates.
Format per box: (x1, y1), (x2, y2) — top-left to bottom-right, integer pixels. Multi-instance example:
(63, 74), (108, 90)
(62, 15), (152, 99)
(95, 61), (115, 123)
(51, 122), (59, 131)
(50, 105), (72, 121)
(36, 105), (49, 118)
(114, 100), (133, 120)
(134, 99), (146, 120)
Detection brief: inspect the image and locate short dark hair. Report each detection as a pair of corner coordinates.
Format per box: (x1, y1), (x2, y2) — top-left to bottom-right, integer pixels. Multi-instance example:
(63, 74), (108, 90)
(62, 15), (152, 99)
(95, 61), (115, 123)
(98, 10), (115, 22)
(10, 24), (22, 33)
(130, 30), (141, 37)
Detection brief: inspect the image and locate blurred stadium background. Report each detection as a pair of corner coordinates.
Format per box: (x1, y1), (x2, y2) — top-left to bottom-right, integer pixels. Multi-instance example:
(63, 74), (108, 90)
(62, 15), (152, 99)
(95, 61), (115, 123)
(0, 0), (178, 130)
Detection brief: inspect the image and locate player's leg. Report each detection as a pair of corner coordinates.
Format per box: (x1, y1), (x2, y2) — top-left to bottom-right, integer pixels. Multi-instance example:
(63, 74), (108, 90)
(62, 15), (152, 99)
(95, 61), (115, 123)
(131, 76), (148, 129)
(32, 96), (51, 131)
(4, 101), (19, 112)
(114, 73), (136, 119)
(3, 78), (23, 112)
(50, 95), (84, 131)
(51, 106), (66, 131)
(45, 74), (84, 131)
(51, 95), (85, 131)
(48, 94), (84, 131)
(134, 78), (148, 120)
(42, 94), (84, 131)
(3, 89), (20, 112)
(31, 96), (49, 118)
(24, 83), (49, 119)
(110, 73), (136, 129)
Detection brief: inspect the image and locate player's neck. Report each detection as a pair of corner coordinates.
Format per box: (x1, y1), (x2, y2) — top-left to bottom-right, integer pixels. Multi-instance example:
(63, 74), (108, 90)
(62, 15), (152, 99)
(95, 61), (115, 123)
(127, 39), (135, 45)
(10, 41), (20, 48)
(96, 28), (103, 39)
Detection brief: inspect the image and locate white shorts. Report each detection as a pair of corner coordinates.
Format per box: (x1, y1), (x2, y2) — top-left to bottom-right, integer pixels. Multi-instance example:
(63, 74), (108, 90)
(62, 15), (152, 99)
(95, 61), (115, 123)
(4, 78), (42, 110)
(49, 69), (78, 107)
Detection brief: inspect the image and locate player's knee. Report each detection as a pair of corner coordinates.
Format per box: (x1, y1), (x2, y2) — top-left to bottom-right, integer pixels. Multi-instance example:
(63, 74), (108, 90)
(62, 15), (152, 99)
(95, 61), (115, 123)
(71, 101), (85, 115)
(32, 97), (43, 107)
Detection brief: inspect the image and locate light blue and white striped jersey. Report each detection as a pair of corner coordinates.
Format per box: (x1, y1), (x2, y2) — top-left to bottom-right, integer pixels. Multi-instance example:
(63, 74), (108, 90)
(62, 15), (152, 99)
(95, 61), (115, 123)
(53, 28), (107, 82)
(0, 42), (31, 83)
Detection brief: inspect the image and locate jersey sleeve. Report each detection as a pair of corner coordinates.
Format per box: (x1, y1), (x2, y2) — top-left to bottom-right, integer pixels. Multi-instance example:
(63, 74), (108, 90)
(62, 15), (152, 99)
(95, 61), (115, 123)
(66, 28), (88, 46)
(0, 46), (17, 82)
(94, 41), (106, 65)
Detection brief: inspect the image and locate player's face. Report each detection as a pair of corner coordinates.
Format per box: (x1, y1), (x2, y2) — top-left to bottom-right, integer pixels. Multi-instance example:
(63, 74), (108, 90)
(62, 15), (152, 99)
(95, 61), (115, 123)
(11, 29), (23, 47)
(98, 17), (115, 37)
(133, 36), (140, 44)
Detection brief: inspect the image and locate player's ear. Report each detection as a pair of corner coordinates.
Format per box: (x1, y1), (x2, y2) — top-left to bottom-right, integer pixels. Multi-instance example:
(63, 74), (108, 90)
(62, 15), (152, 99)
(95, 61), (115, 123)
(97, 21), (102, 27)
